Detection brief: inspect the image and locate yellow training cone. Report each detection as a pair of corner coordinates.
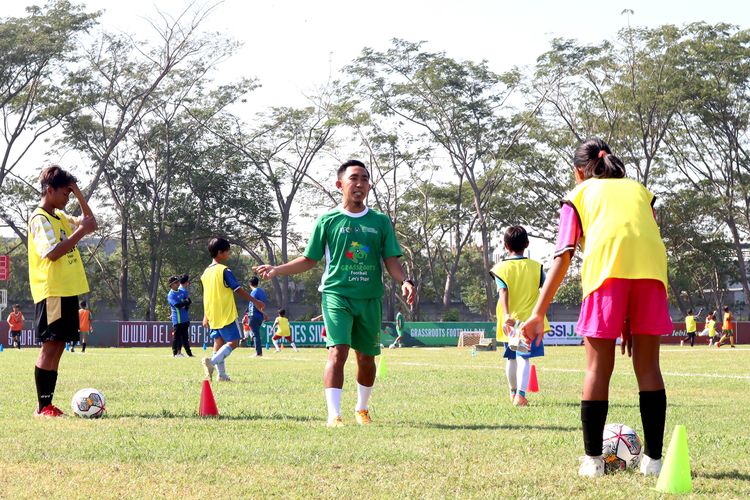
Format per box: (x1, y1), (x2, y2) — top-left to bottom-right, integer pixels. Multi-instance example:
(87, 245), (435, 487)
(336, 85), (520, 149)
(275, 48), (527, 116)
(655, 425), (692, 494)
(377, 355), (388, 379)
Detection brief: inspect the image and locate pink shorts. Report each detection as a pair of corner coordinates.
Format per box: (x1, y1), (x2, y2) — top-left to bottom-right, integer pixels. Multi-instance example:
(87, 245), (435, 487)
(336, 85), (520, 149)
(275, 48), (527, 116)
(576, 278), (673, 339)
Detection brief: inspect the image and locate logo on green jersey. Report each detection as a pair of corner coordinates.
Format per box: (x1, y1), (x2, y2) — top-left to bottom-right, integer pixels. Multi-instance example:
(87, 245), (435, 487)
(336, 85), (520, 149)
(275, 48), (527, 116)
(345, 241), (369, 263)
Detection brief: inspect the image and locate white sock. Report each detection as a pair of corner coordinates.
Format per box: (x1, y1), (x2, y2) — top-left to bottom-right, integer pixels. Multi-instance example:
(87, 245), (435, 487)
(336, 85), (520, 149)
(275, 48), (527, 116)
(355, 382), (373, 411)
(325, 388), (342, 421)
(216, 361), (227, 378)
(272, 339), (280, 351)
(291, 342), (298, 352)
(505, 358), (517, 392)
(211, 344), (233, 365)
(517, 356), (531, 393)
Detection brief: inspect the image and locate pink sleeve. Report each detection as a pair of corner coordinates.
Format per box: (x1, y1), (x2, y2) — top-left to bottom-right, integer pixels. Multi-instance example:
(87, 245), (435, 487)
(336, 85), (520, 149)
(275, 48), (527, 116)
(554, 202), (581, 257)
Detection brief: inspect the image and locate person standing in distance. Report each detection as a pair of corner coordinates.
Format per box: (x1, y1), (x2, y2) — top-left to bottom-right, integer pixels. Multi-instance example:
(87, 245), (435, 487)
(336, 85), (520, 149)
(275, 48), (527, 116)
(254, 160), (416, 427)
(78, 300), (93, 353)
(167, 275), (192, 357)
(178, 274), (194, 356)
(248, 276), (268, 357)
(7, 304), (25, 349)
(28, 165), (97, 417)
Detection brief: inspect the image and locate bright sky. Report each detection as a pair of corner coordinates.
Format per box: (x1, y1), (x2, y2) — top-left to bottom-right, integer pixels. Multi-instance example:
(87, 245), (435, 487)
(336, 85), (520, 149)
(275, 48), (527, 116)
(4, 0), (749, 253)
(8, 0), (749, 111)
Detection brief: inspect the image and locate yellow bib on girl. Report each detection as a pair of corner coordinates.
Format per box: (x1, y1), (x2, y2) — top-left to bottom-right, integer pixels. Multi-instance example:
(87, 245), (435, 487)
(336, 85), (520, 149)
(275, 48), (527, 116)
(566, 178), (668, 299)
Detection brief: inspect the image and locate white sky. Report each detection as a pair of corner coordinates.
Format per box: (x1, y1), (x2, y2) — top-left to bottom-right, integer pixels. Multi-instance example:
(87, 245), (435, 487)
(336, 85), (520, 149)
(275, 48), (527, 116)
(4, 0), (749, 255)
(8, 0), (749, 112)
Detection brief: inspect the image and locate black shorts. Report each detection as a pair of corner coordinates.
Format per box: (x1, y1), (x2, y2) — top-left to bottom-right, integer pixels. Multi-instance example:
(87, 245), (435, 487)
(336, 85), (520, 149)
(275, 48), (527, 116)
(35, 296), (80, 343)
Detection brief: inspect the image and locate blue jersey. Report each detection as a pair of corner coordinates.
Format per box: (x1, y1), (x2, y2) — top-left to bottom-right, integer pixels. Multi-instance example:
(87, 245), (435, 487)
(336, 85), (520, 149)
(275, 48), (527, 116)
(168, 288), (190, 325)
(248, 287), (267, 321)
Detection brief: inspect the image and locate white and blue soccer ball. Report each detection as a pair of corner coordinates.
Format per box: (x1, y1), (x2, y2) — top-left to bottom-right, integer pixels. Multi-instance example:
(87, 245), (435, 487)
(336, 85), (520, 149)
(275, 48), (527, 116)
(71, 388), (106, 418)
(602, 423), (642, 471)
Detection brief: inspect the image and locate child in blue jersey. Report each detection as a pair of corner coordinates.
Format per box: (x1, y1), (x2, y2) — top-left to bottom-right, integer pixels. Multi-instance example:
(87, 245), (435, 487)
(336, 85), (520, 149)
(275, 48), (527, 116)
(490, 226), (547, 407)
(167, 275), (193, 357)
(201, 238), (265, 382)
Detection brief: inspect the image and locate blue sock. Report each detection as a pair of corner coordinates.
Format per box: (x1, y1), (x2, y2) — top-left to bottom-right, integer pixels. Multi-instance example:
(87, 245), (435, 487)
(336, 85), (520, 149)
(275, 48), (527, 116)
(518, 390), (526, 397)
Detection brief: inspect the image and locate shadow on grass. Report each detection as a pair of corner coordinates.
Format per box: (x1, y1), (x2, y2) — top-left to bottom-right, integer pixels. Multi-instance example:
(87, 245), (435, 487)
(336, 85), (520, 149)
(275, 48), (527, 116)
(412, 422), (578, 432)
(701, 471), (750, 481)
(113, 411), (319, 422)
(546, 401), (709, 409)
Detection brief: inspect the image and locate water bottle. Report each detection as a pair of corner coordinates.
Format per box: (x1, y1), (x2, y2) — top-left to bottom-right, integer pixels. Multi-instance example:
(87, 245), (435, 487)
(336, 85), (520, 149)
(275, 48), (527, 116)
(506, 323), (530, 354)
(471, 346), (477, 358)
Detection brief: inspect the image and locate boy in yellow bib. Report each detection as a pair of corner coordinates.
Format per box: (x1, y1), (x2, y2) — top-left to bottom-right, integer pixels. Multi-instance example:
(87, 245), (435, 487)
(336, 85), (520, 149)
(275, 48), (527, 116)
(681, 308), (701, 347)
(28, 166), (98, 417)
(705, 312), (718, 346)
(271, 309), (298, 352)
(490, 226), (548, 407)
(201, 237), (266, 382)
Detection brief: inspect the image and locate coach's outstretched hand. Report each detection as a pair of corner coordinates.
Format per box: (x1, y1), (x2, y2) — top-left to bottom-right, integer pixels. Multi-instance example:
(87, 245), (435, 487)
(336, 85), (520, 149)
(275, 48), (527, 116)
(253, 265), (276, 280)
(401, 281), (416, 306)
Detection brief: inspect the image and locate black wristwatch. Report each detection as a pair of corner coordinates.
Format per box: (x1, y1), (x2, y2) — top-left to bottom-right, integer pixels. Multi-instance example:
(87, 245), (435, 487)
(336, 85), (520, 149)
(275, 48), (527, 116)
(402, 279), (415, 286)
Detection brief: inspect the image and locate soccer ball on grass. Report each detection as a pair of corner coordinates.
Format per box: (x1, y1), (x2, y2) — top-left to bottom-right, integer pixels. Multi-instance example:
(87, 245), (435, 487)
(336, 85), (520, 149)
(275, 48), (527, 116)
(71, 388), (106, 418)
(602, 423), (642, 472)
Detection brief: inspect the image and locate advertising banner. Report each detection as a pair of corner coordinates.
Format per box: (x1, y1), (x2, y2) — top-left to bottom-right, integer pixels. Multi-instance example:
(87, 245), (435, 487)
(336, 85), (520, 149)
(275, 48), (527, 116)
(1, 320), (746, 348)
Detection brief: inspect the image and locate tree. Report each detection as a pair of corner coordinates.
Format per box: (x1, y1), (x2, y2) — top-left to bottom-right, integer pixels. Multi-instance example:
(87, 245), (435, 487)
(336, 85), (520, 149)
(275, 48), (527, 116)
(206, 102), (336, 309)
(348, 39), (538, 316)
(62, 2), (242, 319)
(0, 0), (99, 240)
(665, 23), (750, 310)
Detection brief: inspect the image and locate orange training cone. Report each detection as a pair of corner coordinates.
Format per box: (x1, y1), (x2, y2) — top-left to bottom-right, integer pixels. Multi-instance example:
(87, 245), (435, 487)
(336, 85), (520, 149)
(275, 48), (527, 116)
(199, 379), (219, 417)
(528, 364), (539, 393)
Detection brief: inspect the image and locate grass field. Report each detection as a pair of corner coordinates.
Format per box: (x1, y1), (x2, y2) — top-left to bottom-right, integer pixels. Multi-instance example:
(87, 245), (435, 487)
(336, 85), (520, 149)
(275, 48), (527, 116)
(1, 344), (748, 498)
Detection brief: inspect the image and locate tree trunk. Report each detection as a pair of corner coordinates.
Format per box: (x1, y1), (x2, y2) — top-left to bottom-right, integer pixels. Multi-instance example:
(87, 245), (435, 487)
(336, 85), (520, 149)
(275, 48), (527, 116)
(119, 211), (130, 320)
(478, 221), (495, 318)
(725, 215), (750, 308)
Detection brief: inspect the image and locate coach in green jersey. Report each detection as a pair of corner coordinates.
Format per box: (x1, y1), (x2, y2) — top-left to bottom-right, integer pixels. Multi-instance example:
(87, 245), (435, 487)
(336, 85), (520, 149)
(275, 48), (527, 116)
(254, 160), (416, 427)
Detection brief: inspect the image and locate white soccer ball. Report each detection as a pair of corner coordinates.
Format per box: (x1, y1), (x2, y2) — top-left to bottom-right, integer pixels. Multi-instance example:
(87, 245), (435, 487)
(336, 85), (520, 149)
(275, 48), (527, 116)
(602, 423), (642, 472)
(71, 388), (106, 418)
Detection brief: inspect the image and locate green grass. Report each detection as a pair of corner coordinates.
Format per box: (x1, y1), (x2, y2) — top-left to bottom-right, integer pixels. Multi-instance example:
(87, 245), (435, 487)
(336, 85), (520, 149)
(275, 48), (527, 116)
(1, 345), (748, 498)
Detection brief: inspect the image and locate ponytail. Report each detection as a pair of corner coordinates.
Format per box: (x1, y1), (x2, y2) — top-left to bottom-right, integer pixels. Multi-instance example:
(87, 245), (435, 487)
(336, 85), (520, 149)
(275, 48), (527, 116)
(573, 138), (626, 180)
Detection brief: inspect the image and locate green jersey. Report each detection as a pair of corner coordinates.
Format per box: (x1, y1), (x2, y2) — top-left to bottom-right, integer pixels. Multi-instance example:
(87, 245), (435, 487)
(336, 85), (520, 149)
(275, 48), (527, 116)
(396, 311), (405, 334)
(304, 207), (402, 299)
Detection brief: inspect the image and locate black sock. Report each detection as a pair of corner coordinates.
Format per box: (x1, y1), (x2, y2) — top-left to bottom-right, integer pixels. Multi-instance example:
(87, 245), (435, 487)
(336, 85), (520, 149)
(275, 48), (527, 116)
(35, 366), (58, 410)
(639, 389), (667, 459)
(82, 343), (87, 353)
(581, 400), (609, 456)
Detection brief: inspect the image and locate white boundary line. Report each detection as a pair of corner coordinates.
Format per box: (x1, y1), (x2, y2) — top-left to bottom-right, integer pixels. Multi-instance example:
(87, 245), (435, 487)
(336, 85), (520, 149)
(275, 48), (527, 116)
(395, 362), (750, 380)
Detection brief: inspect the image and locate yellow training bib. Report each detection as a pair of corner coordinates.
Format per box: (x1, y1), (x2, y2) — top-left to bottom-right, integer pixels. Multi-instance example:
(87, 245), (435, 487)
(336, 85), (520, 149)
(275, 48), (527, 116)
(277, 316), (291, 337)
(490, 258), (549, 341)
(685, 315), (696, 333)
(201, 263), (238, 329)
(566, 178), (668, 299)
(27, 207), (89, 303)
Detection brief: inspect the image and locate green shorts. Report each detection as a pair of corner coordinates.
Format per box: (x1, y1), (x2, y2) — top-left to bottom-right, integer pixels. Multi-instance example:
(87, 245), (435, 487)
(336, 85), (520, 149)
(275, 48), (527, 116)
(322, 293), (382, 356)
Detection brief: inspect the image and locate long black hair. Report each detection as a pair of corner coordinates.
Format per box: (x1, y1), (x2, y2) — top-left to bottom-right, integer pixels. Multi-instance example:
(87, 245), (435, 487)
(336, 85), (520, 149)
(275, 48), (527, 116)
(573, 138), (626, 180)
